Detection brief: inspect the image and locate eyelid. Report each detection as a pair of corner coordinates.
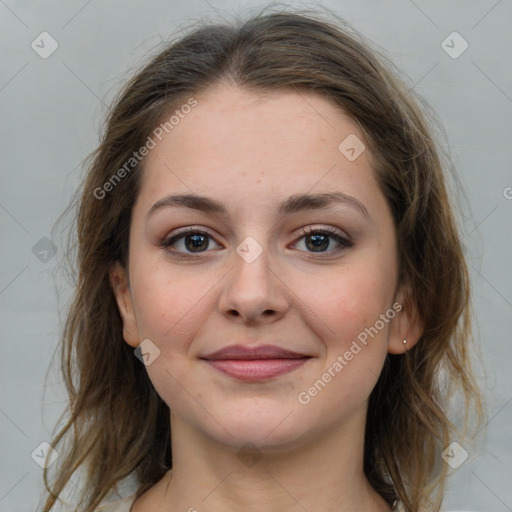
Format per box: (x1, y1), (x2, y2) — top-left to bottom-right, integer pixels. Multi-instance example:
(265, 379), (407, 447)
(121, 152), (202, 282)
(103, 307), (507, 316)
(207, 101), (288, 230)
(164, 225), (218, 240)
(294, 224), (351, 242)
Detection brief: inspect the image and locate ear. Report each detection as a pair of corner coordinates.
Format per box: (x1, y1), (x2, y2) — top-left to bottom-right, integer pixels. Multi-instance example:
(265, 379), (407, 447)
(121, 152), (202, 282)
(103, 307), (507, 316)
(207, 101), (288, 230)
(387, 282), (424, 354)
(109, 262), (140, 348)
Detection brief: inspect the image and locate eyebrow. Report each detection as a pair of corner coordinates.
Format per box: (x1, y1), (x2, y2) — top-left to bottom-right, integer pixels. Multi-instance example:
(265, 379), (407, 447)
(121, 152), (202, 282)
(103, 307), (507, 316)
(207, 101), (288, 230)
(146, 191), (370, 221)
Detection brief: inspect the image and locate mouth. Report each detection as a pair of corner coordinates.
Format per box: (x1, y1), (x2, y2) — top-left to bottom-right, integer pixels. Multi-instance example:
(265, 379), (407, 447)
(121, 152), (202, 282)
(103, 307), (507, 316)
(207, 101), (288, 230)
(200, 344), (313, 381)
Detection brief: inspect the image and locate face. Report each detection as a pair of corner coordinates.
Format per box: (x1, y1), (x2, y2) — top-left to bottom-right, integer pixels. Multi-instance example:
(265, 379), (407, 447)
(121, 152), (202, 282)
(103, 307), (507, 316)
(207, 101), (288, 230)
(111, 83), (421, 450)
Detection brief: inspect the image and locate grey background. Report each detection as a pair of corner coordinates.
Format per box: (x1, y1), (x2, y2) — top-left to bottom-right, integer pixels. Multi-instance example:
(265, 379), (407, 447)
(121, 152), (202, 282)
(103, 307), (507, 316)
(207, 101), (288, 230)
(1, 1), (511, 511)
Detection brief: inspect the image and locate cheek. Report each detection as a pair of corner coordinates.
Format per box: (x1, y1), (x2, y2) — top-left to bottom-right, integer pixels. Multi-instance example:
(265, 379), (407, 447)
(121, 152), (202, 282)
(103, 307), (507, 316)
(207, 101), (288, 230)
(302, 261), (395, 338)
(130, 255), (212, 339)
(130, 269), (213, 409)
(297, 262), (394, 395)
(129, 261), (221, 376)
(296, 285), (391, 420)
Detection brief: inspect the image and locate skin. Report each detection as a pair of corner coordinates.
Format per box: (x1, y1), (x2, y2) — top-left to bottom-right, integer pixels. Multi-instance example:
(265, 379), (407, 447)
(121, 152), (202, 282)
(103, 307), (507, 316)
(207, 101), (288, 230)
(110, 82), (423, 512)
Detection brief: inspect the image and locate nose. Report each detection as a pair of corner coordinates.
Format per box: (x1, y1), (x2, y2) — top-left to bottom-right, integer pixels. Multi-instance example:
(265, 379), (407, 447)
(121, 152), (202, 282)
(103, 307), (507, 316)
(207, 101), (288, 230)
(218, 239), (289, 325)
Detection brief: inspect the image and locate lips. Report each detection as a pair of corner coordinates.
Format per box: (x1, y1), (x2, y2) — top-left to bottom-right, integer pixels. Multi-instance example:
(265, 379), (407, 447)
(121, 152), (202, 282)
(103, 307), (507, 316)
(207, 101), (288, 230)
(200, 344), (312, 381)
(200, 344), (311, 361)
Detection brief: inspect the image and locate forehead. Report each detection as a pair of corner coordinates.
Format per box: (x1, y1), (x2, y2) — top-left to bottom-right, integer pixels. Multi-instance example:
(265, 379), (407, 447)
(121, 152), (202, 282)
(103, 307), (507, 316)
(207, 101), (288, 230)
(134, 83), (384, 219)
(149, 83), (359, 160)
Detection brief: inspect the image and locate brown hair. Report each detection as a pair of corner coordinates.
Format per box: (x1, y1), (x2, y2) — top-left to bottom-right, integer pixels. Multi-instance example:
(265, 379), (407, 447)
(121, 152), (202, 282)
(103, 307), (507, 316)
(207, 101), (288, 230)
(43, 6), (484, 511)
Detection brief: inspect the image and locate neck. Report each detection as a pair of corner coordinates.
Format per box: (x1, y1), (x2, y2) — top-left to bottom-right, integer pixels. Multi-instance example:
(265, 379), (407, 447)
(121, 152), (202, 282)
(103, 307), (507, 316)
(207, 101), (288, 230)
(142, 406), (392, 512)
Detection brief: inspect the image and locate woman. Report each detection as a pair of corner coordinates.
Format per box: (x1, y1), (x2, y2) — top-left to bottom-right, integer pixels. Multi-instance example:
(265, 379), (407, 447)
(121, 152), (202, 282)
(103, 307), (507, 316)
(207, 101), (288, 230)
(43, 7), (483, 512)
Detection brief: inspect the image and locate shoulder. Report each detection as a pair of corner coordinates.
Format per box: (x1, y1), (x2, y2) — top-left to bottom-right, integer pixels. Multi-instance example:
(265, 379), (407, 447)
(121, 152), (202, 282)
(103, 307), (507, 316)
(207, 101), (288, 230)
(95, 494), (137, 512)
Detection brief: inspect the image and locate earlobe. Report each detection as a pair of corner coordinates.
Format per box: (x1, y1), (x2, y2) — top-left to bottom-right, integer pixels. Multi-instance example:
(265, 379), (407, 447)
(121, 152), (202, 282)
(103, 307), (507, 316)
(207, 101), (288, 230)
(109, 262), (140, 348)
(388, 286), (424, 354)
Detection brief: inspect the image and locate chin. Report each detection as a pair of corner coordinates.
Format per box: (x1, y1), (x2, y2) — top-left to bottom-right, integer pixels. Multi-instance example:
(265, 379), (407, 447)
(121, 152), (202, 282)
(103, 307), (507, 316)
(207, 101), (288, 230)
(201, 403), (316, 451)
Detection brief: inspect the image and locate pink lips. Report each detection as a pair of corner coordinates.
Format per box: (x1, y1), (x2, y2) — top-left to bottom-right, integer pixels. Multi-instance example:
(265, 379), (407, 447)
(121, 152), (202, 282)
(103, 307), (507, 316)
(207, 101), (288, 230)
(200, 344), (312, 381)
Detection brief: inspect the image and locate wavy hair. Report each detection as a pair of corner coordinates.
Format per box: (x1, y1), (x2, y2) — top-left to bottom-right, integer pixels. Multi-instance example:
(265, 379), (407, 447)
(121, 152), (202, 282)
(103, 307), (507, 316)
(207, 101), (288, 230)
(43, 6), (484, 511)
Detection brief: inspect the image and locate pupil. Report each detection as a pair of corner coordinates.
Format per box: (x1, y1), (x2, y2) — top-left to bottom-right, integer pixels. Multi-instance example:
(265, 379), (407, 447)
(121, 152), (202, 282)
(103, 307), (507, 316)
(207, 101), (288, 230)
(186, 234), (208, 252)
(307, 234), (329, 251)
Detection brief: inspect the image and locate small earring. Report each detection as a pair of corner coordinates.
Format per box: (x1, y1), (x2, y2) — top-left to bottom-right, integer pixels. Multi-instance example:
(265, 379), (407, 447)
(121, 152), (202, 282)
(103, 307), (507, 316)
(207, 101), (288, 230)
(403, 339), (407, 344)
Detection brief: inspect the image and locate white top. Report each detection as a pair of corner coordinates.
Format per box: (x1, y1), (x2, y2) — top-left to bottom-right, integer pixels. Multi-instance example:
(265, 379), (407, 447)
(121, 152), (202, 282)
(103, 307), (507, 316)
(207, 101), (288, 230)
(95, 495), (135, 511)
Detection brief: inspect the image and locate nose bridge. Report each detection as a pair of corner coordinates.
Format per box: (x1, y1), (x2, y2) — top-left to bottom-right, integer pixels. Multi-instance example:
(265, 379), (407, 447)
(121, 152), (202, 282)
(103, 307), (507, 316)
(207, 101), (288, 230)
(219, 234), (287, 323)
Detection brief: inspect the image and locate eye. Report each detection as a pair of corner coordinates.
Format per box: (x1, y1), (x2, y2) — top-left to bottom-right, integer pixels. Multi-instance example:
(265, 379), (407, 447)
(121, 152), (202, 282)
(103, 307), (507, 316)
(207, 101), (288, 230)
(161, 227), (221, 256)
(160, 225), (352, 258)
(292, 226), (352, 256)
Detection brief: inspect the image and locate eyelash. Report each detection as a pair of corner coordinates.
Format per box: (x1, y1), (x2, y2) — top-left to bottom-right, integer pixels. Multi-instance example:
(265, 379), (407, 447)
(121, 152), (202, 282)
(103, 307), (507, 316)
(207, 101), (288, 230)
(160, 225), (353, 259)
